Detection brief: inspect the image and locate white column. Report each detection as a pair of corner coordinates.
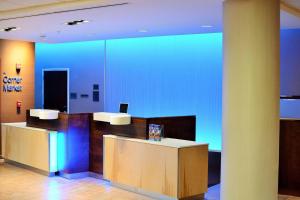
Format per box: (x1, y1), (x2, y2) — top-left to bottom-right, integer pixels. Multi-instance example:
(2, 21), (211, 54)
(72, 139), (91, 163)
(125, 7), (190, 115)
(221, 0), (280, 200)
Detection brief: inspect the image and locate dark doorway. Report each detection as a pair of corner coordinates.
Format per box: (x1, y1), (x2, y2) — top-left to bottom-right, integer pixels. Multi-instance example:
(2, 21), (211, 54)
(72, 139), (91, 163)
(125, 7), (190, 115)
(43, 70), (68, 112)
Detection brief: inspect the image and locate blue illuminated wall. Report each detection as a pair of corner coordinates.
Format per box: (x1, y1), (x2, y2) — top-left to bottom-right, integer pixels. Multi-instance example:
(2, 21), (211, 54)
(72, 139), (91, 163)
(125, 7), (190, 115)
(280, 29), (300, 119)
(35, 34), (223, 150)
(34, 29), (300, 151)
(35, 41), (105, 113)
(280, 29), (300, 96)
(105, 33), (223, 150)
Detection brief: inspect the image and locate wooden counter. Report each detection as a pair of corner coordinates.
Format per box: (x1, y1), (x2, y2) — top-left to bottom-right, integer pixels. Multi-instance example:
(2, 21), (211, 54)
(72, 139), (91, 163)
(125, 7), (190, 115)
(1, 123), (57, 175)
(103, 135), (208, 200)
(90, 115), (196, 174)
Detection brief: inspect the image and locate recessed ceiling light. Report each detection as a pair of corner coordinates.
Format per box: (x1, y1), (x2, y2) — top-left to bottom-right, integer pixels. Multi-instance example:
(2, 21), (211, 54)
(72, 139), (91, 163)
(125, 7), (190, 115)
(138, 29), (148, 33)
(0, 27), (21, 32)
(39, 35), (47, 41)
(201, 25), (213, 28)
(65, 20), (89, 26)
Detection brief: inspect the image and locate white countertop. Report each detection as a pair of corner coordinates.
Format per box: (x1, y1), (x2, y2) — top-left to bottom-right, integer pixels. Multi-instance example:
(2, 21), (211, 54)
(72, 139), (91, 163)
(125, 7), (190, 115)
(104, 134), (208, 148)
(30, 109), (59, 120)
(281, 118), (300, 121)
(1, 122), (56, 133)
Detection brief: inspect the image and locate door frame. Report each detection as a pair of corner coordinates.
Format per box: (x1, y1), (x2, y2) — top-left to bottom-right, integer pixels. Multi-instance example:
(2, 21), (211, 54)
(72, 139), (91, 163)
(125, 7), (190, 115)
(42, 68), (70, 113)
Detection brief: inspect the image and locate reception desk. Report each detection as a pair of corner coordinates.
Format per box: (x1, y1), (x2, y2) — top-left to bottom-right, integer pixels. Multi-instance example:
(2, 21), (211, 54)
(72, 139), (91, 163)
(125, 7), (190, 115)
(103, 135), (208, 200)
(90, 115), (196, 174)
(1, 123), (57, 175)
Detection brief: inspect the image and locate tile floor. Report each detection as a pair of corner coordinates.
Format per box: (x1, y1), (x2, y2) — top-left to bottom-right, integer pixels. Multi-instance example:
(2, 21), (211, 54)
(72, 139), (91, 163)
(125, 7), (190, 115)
(0, 162), (299, 200)
(205, 184), (300, 200)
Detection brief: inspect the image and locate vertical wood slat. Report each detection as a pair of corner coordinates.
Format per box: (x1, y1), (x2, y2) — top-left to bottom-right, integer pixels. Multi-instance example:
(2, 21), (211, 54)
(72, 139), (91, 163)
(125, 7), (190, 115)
(104, 135), (208, 199)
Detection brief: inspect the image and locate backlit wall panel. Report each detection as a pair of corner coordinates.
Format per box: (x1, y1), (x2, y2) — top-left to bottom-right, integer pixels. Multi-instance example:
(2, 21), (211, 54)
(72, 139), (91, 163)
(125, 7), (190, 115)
(105, 33), (223, 150)
(35, 41), (105, 113)
(280, 29), (300, 96)
(34, 29), (300, 151)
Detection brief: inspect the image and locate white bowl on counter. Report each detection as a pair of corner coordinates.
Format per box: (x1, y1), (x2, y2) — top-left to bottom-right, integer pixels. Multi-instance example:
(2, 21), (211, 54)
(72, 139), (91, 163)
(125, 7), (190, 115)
(93, 112), (131, 125)
(29, 109), (59, 120)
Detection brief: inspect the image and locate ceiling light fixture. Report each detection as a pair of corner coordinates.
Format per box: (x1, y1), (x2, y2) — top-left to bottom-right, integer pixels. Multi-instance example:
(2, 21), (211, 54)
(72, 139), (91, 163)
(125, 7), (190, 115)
(40, 35), (47, 40)
(0, 27), (20, 32)
(138, 29), (148, 33)
(65, 20), (89, 26)
(201, 25), (213, 28)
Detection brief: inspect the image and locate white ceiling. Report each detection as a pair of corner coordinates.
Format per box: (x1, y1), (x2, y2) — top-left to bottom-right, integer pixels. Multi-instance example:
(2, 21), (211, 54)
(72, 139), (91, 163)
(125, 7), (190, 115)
(0, 0), (299, 43)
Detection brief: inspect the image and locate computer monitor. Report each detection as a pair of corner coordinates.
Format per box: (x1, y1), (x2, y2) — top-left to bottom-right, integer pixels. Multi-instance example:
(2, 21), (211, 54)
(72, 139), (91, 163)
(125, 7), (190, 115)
(119, 103), (128, 113)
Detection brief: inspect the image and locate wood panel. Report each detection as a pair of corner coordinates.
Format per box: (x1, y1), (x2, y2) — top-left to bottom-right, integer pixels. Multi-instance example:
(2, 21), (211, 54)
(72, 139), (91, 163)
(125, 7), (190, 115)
(103, 135), (208, 199)
(279, 119), (300, 196)
(89, 115), (196, 174)
(103, 136), (178, 196)
(147, 116), (196, 141)
(178, 146), (208, 198)
(64, 113), (90, 174)
(1, 123), (51, 172)
(89, 116), (107, 174)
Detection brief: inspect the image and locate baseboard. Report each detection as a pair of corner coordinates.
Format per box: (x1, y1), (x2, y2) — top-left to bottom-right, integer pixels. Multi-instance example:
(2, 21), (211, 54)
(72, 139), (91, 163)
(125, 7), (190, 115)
(112, 182), (178, 200)
(59, 171), (90, 179)
(2, 151), (222, 188)
(4, 159), (55, 176)
(89, 171), (103, 179)
(0, 162), (101, 180)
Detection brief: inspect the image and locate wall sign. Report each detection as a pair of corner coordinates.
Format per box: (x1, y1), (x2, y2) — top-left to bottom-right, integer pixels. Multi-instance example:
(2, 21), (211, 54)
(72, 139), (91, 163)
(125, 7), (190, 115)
(2, 73), (23, 92)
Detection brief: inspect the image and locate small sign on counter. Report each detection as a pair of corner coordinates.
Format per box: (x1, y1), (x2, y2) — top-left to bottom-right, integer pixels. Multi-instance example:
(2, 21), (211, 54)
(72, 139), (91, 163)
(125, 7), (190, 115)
(148, 124), (164, 141)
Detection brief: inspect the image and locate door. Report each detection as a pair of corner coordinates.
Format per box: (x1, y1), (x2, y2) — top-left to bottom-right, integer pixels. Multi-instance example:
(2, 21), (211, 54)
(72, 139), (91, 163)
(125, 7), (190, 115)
(43, 70), (68, 112)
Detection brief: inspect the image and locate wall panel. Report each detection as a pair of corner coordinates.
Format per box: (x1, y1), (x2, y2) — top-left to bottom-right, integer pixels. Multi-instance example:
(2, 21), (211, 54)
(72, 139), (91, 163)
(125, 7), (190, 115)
(280, 29), (300, 96)
(35, 41), (105, 114)
(105, 34), (223, 150)
(0, 39), (35, 122)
